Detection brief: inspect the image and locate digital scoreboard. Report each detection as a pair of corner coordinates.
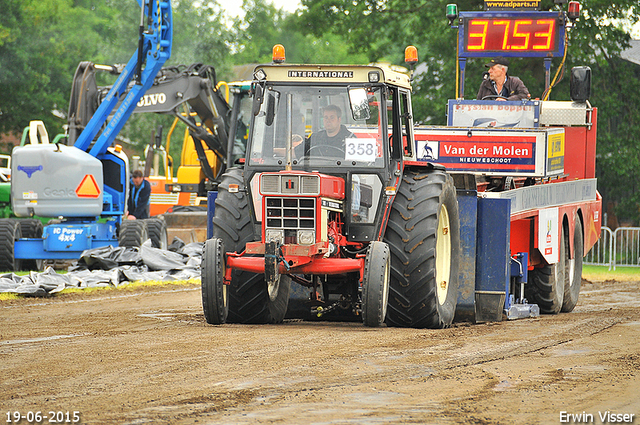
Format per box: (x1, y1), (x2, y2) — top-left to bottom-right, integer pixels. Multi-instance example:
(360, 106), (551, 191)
(458, 12), (566, 58)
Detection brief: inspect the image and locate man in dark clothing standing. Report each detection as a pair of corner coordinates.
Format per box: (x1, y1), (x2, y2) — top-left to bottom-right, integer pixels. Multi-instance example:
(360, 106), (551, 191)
(477, 57), (530, 101)
(126, 169), (151, 219)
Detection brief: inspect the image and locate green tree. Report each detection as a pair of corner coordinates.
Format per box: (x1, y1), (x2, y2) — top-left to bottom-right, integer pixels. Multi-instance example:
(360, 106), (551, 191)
(230, 0), (288, 64)
(228, 0), (368, 67)
(0, 0), (118, 138)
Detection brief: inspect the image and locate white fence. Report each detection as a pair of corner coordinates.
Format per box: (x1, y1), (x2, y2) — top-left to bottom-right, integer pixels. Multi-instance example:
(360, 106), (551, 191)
(584, 226), (640, 270)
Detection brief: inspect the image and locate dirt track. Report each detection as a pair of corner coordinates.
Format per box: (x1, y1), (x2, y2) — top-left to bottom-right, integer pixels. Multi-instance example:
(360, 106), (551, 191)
(1, 278), (639, 424)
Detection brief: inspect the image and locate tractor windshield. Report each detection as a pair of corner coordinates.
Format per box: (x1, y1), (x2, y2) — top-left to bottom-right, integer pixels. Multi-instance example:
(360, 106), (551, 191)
(248, 85), (386, 168)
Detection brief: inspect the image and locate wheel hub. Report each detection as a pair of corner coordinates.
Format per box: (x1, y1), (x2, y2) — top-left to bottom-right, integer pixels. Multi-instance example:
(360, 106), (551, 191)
(436, 205), (452, 306)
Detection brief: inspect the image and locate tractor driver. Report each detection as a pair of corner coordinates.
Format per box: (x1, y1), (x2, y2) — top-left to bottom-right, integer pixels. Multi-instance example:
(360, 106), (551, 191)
(295, 104), (354, 157)
(477, 57), (530, 101)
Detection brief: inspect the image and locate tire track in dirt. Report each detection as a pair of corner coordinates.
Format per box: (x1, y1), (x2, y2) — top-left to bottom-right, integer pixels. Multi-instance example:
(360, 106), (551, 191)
(120, 314), (630, 424)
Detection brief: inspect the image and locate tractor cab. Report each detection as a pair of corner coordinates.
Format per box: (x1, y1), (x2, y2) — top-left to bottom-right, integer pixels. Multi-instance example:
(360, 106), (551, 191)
(245, 61), (412, 243)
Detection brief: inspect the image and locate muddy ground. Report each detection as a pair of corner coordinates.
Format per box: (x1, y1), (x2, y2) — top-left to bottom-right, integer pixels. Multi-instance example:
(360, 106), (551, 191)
(1, 278), (639, 425)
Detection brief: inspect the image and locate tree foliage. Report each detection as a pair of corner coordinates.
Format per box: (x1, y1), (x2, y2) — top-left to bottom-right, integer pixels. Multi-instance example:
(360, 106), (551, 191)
(0, 0), (118, 137)
(0, 0), (639, 222)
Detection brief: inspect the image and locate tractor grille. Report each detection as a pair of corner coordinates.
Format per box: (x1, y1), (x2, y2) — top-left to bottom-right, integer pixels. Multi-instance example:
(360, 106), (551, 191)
(265, 197), (316, 244)
(261, 174), (320, 195)
(266, 198), (315, 229)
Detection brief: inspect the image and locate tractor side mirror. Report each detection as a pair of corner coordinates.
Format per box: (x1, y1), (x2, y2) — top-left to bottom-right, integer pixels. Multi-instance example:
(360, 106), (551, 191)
(252, 84), (264, 116)
(348, 87), (371, 121)
(265, 91), (279, 126)
(570, 66), (591, 103)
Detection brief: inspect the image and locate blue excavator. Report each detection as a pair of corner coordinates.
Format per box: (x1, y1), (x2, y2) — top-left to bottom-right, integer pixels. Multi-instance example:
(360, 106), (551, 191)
(0, 0), (172, 271)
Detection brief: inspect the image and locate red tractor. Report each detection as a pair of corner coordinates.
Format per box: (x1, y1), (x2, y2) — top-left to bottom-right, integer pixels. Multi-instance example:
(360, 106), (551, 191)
(202, 58), (460, 327)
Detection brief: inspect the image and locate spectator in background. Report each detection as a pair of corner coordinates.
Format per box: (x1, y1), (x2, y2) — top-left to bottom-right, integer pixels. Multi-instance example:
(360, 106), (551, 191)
(126, 169), (150, 220)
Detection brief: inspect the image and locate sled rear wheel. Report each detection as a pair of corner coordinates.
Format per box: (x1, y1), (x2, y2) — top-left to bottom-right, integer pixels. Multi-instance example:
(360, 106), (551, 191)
(562, 218), (583, 312)
(526, 225), (565, 314)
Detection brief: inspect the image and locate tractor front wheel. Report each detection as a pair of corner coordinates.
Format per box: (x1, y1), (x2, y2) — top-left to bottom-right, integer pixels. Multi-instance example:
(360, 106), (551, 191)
(201, 238), (229, 324)
(362, 241), (390, 327)
(211, 167), (290, 324)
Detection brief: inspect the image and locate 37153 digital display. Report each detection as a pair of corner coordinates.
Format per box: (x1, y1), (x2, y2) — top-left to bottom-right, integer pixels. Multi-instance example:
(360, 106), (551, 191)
(459, 12), (565, 58)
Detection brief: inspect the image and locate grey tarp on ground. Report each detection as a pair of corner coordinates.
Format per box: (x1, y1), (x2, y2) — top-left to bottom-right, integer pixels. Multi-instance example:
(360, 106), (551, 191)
(0, 239), (203, 296)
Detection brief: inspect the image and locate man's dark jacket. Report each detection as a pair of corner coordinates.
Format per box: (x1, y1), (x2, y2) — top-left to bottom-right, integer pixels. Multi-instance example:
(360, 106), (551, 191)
(128, 179), (151, 219)
(476, 75), (530, 101)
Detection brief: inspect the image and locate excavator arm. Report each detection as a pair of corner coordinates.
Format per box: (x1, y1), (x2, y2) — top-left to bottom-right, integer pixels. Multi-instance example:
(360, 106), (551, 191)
(67, 62), (232, 182)
(73, 0), (172, 156)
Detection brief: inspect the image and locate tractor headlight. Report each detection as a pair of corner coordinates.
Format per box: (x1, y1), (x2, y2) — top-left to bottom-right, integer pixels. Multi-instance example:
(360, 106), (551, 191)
(297, 230), (315, 245)
(265, 229), (284, 244)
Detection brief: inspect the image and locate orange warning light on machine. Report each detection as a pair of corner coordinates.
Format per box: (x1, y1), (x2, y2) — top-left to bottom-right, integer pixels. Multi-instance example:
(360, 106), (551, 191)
(76, 174), (101, 198)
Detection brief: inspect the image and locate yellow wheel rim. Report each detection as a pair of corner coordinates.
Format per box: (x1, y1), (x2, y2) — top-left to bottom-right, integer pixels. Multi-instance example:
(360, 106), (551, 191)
(436, 204), (452, 306)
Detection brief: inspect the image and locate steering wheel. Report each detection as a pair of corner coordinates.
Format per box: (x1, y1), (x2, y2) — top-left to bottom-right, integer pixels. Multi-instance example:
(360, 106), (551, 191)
(481, 95), (508, 100)
(307, 145), (344, 157)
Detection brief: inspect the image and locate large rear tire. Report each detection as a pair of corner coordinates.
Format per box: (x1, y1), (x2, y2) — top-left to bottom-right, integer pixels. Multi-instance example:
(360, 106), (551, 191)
(145, 217), (168, 249)
(201, 238), (229, 324)
(211, 167), (290, 324)
(118, 220), (149, 247)
(0, 219), (22, 271)
(362, 241), (390, 327)
(562, 217), (583, 312)
(19, 219), (44, 271)
(384, 169), (461, 328)
(526, 225), (565, 314)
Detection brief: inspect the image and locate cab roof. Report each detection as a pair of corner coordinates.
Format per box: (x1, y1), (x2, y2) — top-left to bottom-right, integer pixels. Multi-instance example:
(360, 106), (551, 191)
(254, 64), (412, 90)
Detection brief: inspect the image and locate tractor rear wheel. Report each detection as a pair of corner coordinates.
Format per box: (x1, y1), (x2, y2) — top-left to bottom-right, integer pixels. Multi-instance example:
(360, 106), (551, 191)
(145, 217), (168, 249)
(0, 219), (22, 271)
(526, 225), (565, 314)
(201, 238), (229, 324)
(211, 167), (290, 324)
(362, 241), (390, 327)
(118, 220), (149, 247)
(562, 218), (583, 312)
(384, 169), (461, 328)
(19, 219), (44, 271)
